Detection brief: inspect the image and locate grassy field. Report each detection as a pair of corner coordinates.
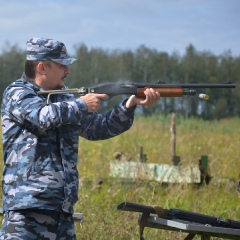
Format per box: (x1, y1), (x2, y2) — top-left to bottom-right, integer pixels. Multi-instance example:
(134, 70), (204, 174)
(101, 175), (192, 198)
(0, 115), (240, 239)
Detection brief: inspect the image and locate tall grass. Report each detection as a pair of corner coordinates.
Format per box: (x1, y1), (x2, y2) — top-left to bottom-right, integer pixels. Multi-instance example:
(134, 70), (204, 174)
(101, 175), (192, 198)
(0, 116), (240, 239)
(78, 115), (240, 180)
(75, 115), (240, 239)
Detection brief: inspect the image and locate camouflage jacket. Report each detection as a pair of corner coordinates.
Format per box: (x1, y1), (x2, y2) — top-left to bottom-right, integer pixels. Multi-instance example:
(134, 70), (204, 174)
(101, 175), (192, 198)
(1, 75), (135, 214)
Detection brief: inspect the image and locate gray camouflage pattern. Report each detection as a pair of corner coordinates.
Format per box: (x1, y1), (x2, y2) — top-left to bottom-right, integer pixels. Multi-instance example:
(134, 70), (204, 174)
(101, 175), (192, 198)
(0, 209), (76, 239)
(1, 74), (135, 215)
(26, 37), (77, 65)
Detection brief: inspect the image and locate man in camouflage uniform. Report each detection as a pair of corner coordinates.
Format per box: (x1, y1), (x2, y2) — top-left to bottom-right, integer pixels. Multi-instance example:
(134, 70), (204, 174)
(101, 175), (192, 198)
(0, 37), (160, 239)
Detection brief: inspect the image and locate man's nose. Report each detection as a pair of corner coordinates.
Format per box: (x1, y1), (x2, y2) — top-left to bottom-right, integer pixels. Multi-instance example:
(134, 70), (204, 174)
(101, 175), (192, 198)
(64, 66), (70, 74)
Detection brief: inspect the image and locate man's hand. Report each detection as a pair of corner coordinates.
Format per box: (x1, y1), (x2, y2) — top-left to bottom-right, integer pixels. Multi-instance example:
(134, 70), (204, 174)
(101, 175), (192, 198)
(125, 88), (160, 108)
(80, 93), (108, 112)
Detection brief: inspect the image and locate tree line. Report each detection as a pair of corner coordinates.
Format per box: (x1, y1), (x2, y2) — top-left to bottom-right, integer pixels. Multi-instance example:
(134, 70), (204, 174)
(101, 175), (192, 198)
(0, 42), (239, 119)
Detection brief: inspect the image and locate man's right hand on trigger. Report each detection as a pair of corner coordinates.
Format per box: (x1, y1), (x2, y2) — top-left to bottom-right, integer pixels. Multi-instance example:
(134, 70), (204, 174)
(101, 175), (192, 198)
(80, 94), (108, 112)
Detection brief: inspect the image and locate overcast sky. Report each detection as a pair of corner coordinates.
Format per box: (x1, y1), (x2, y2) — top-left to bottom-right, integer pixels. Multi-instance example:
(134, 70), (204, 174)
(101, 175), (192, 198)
(0, 0), (239, 56)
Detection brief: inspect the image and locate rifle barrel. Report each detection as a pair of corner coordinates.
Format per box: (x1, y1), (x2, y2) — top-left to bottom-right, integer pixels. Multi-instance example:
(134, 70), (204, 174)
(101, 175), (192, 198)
(134, 82), (236, 88)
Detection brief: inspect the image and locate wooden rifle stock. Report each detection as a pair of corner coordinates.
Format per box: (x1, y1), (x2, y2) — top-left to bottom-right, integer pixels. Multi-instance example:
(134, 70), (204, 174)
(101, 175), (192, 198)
(136, 87), (196, 97)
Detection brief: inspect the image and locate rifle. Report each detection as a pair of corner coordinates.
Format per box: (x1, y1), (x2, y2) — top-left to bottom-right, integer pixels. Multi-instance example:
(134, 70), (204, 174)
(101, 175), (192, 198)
(117, 201), (240, 229)
(37, 81), (236, 103)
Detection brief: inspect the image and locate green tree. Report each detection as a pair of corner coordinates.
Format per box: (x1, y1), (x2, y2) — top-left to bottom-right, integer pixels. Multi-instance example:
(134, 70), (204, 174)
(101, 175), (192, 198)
(0, 43), (25, 101)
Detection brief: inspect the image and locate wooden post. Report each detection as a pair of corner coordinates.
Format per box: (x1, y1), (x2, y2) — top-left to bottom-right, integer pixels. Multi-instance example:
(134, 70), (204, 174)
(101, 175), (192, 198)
(171, 113), (176, 157)
(171, 113), (180, 165)
(139, 146), (147, 162)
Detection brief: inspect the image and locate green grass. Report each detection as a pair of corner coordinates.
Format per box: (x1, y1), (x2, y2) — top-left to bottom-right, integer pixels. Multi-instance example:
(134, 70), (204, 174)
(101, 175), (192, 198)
(0, 115), (240, 239)
(78, 115), (240, 180)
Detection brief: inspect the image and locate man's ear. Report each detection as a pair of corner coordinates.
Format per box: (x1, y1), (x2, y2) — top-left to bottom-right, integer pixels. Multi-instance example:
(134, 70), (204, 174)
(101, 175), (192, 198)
(36, 62), (46, 75)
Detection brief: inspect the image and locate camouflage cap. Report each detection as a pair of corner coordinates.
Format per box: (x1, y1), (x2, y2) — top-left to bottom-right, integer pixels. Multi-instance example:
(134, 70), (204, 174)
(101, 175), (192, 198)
(26, 37), (77, 65)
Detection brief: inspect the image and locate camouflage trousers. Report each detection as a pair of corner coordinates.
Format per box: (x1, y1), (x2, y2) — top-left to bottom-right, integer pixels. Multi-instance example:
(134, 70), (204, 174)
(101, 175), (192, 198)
(0, 209), (76, 240)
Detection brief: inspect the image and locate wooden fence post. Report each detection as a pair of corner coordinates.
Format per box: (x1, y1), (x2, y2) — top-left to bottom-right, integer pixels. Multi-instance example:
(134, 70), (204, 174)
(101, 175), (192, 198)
(171, 113), (180, 165)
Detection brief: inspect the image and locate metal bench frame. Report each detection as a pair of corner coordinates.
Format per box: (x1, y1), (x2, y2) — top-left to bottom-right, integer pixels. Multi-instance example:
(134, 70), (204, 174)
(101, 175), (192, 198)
(139, 214), (240, 240)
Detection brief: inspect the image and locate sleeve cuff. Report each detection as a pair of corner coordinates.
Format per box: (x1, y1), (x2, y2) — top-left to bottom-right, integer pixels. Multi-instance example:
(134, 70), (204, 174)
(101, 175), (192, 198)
(120, 98), (136, 116)
(76, 98), (88, 113)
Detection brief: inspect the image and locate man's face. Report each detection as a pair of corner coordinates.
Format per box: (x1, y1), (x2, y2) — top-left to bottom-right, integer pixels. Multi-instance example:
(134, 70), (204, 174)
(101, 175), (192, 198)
(41, 61), (70, 90)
